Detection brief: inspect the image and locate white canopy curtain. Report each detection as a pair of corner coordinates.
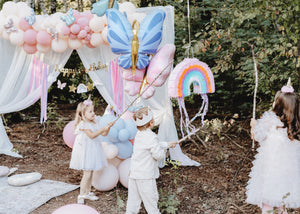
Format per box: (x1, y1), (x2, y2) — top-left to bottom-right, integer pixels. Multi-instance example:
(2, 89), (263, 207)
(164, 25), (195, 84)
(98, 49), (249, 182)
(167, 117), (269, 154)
(0, 38), (72, 157)
(77, 6), (200, 166)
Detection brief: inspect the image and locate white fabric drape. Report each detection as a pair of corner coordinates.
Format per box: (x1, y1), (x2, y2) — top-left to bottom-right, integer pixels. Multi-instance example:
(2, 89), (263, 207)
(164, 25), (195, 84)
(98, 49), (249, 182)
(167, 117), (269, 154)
(77, 6), (199, 166)
(0, 38), (72, 157)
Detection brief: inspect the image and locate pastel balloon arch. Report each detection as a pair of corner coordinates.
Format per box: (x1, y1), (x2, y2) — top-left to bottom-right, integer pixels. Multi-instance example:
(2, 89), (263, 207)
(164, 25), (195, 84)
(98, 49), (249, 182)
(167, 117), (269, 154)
(0, 1), (143, 54)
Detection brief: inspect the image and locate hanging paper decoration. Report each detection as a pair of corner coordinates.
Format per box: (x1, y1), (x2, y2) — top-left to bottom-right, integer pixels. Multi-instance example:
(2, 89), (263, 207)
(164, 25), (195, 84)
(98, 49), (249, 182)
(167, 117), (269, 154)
(69, 84), (77, 93)
(28, 56), (48, 123)
(91, 0), (119, 17)
(106, 8), (165, 74)
(168, 58), (215, 137)
(25, 8), (36, 25)
(77, 83), (88, 93)
(122, 43), (175, 99)
(57, 80), (66, 90)
(60, 8), (76, 26)
(110, 58), (124, 114)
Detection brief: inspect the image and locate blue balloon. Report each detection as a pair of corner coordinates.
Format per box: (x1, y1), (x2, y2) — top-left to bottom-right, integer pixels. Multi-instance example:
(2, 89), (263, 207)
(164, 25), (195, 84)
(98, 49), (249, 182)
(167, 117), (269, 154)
(114, 118), (125, 130)
(115, 141), (133, 159)
(125, 119), (138, 139)
(91, 0), (119, 17)
(99, 114), (116, 128)
(108, 127), (118, 143)
(118, 129), (130, 142)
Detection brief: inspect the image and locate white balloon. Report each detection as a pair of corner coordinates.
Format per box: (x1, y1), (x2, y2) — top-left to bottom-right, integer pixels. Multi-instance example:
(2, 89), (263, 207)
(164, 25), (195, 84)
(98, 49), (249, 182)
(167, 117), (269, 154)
(119, 2), (136, 14)
(90, 33), (104, 47)
(37, 43), (51, 53)
(68, 39), (83, 49)
(103, 144), (118, 160)
(92, 164), (119, 191)
(118, 158), (131, 188)
(2, 2), (18, 17)
(9, 30), (24, 46)
(89, 17), (104, 33)
(17, 3), (32, 18)
(107, 157), (122, 168)
(101, 26), (108, 45)
(2, 30), (10, 40)
(51, 38), (68, 53)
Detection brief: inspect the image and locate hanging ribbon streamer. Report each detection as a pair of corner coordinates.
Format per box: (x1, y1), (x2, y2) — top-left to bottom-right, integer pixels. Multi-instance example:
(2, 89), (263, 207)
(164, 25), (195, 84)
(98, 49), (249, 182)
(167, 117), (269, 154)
(110, 58), (124, 115)
(28, 56), (48, 123)
(40, 62), (48, 123)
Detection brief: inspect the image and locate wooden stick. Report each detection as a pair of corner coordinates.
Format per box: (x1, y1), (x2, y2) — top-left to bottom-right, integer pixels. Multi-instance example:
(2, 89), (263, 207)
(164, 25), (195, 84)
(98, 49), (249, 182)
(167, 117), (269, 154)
(251, 44), (258, 150)
(177, 128), (201, 144)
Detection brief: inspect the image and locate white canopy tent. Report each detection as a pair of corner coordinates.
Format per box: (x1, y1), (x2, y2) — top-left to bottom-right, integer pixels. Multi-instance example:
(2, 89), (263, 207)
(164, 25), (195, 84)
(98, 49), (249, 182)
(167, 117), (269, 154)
(0, 6), (200, 166)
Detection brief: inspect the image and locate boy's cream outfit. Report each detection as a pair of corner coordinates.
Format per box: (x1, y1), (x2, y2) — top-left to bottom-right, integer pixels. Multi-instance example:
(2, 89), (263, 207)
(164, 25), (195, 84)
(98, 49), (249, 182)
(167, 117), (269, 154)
(126, 129), (168, 214)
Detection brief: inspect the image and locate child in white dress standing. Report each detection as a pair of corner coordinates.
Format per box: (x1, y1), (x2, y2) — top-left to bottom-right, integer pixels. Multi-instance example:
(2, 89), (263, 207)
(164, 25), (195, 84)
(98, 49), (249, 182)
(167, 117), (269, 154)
(125, 107), (177, 214)
(246, 79), (300, 213)
(70, 98), (114, 204)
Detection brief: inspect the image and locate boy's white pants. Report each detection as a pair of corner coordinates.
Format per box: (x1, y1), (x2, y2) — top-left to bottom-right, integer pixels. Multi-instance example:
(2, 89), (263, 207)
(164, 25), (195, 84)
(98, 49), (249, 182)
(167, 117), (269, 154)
(126, 178), (160, 214)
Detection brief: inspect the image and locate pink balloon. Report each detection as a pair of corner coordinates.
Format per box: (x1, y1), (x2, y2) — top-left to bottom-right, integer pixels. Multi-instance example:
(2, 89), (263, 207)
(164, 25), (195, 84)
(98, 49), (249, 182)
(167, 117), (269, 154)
(52, 204), (100, 214)
(69, 33), (77, 39)
(70, 24), (80, 35)
(81, 11), (93, 20)
(72, 10), (81, 23)
(84, 26), (91, 33)
(78, 30), (87, 39)
(23, 43), (37, 54)
(61, 26), (70, 36)
(63, 121), (76, 148)
(77, 17), (89, 29)
(147, 44), (176, 87)
(36, 31), (52, 46)
(92, 164), (119, 191)
(19, 18), (32, 31)
(23, 29), (37, 45)
(85, 34), (91, 41)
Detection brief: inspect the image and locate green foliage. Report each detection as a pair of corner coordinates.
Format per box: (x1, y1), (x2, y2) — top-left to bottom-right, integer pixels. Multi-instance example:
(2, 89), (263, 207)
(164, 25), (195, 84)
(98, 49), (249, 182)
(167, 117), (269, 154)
(158, 188), (181, 214)
(162, 0), (300, 117)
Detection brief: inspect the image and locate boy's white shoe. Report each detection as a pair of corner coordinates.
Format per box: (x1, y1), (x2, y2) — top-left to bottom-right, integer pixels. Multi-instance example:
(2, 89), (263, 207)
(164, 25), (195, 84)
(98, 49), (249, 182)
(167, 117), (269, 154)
(77, 195), (85, 204)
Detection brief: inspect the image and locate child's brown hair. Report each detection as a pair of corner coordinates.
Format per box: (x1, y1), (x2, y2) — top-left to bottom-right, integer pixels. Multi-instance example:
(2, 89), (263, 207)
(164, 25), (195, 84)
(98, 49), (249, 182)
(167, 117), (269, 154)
(133, 107), (153, 131)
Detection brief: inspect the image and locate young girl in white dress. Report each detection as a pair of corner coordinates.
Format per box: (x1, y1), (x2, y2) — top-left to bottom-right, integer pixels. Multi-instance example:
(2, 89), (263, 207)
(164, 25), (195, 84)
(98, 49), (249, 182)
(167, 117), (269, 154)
(70, 98), (114, 204)
(246, 79), (300, 213)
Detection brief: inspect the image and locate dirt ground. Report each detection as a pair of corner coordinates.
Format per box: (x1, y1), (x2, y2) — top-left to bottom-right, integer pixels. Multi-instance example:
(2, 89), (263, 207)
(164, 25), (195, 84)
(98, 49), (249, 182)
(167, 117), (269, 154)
(1, 104), (300, 214)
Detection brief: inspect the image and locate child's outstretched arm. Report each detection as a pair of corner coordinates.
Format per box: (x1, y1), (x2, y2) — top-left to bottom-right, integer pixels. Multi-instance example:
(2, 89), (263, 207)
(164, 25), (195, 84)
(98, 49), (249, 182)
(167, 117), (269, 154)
(84, 122), (115, 139)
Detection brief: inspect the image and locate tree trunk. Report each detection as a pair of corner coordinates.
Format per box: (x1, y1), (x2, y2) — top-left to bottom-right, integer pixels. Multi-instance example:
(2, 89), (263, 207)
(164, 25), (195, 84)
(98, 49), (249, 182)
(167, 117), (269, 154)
(297, 40), (300, 87)
(39, 0), (48, 15)
(50, 0), (56, 14)
(63, 0), (68, 12)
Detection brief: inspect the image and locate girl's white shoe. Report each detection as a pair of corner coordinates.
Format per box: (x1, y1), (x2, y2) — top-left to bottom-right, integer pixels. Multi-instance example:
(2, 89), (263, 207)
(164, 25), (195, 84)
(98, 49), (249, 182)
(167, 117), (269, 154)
(77, 195), (85, 204)
(83, 194), (99, 201)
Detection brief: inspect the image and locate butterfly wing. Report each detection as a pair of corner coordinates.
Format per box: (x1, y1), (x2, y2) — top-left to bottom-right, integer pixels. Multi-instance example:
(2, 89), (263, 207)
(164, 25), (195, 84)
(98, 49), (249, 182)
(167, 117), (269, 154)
(136, 9), (166, 70)
(57, 80), (62, 89)
(106, 9), (133, 69)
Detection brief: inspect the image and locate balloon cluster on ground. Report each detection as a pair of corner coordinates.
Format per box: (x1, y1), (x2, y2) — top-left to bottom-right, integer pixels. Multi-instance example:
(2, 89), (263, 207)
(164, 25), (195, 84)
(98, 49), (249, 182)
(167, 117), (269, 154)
(62, 114), (136, 190)
(0, 1), (145, 54)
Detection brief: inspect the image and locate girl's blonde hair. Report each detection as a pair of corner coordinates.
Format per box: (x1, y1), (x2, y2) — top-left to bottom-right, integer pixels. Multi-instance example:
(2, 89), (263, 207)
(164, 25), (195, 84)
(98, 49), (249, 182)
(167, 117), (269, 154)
(133, 107), (153, 130)
(273, 91), (300, 140)
(74, 97), (94, 130)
